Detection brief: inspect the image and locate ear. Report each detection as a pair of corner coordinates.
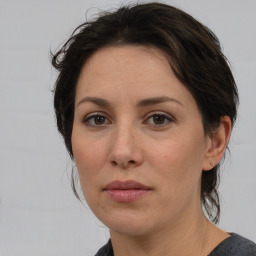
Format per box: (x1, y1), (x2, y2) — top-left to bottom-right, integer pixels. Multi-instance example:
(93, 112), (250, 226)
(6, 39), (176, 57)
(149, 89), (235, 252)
(202, 116), (232, 171)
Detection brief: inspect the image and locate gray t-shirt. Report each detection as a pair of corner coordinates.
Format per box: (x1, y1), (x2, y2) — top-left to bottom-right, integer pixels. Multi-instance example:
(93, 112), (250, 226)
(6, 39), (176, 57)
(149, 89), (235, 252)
(209, 233), (256, 256)
(95, 233), (256, 256)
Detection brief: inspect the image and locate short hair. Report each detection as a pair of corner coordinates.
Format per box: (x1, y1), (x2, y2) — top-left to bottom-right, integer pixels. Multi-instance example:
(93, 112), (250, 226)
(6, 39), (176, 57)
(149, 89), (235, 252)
(51, 2), (239, 223)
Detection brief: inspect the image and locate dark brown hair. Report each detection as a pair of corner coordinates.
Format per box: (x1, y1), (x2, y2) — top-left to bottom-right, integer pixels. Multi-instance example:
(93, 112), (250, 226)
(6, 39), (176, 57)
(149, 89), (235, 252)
(51, 2), (239, 223)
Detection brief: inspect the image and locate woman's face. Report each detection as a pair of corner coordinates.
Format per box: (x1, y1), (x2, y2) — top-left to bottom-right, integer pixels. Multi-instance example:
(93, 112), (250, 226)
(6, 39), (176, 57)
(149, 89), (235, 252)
(72, 45), (212, 236)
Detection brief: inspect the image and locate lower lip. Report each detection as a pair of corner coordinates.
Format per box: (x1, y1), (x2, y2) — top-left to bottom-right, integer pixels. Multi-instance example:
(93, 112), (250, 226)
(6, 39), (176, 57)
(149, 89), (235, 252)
(105, 189), (150, 202)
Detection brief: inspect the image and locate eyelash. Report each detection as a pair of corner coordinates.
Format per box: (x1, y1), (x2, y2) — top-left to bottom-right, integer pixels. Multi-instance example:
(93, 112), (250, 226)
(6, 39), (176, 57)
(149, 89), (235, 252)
(82, 112), (174, 128)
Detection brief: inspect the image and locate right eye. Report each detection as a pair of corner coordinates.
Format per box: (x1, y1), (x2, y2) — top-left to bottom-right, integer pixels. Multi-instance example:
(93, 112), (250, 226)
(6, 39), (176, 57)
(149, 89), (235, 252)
(82, 113), (111, 127)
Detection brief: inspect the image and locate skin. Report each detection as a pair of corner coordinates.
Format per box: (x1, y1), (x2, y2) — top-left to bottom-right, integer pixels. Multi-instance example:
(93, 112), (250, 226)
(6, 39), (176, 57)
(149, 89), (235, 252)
(72, 45), (231, 256)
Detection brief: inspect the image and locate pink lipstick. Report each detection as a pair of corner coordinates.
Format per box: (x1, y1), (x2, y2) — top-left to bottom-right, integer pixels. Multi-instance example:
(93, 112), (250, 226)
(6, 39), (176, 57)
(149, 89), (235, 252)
(104, 180), (151, 202)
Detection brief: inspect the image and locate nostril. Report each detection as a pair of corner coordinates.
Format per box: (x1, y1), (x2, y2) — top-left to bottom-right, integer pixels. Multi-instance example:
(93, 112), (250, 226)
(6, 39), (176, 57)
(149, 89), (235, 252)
(110, 159), (136, 167)
(111, 161), (118, 166)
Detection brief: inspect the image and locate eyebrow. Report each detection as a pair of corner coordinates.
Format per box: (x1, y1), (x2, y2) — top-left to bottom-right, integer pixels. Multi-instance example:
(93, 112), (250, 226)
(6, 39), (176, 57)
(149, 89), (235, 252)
(77, 97), (111, 108)
(76, 96), (183, 108)
(137, 96), (183, 107)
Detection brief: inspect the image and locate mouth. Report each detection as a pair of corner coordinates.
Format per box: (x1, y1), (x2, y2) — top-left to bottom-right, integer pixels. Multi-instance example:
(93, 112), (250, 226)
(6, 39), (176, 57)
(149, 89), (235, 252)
(103, 180), (152, 202)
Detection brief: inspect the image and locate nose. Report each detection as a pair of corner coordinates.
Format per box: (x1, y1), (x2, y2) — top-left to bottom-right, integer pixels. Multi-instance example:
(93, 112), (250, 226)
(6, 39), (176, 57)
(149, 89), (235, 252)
(108, 125), (144, 169)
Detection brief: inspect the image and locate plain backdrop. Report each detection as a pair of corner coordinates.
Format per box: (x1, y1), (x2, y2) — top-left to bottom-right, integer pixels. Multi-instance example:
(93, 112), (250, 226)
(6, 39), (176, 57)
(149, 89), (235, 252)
(0, 0), (255, 255)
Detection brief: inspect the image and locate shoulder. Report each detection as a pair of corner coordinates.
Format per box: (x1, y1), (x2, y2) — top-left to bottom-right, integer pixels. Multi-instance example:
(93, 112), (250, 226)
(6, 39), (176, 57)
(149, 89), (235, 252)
(94, 235), (256, 256)
(209, 233), (256, 256)
(95, 239), (113, 256)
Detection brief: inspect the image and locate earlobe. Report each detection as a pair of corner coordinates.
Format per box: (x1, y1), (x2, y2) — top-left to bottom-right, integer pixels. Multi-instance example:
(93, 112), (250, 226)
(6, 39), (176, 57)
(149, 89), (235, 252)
(202, 116), (232, 171)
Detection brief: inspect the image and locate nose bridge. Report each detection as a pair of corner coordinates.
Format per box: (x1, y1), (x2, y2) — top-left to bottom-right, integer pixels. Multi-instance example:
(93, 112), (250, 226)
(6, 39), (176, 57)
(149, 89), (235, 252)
(108, 118), (143, 168)
(112, 120), (136, 154)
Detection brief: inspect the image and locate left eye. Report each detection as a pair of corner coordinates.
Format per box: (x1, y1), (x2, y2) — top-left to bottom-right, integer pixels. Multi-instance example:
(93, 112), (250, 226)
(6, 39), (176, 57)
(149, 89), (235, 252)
(144, 113), (173, 126)
(82, 114), (110, 126)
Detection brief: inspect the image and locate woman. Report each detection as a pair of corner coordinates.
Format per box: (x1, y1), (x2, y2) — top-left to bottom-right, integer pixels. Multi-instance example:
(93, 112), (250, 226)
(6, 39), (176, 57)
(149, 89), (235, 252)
(51, 2), (256, 255)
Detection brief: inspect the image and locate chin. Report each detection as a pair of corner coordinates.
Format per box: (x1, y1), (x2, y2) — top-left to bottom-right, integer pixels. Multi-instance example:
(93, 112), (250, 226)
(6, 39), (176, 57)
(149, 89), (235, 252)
(110, 222), (153, 237)
(99, 210), (157, 237)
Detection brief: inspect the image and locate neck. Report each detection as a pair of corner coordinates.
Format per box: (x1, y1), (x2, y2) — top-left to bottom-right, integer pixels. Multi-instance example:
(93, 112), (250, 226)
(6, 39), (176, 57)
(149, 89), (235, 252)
(110, 211), (229, 256)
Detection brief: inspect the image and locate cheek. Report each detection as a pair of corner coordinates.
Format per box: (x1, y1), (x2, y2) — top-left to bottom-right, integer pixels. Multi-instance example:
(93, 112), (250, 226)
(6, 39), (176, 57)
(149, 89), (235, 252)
(71, 130), (107, 194)
(72, 140), (105, 208)
(72, 129), (105, 168)
(152, 138), (204, 169)
(148, 135), (206, 191)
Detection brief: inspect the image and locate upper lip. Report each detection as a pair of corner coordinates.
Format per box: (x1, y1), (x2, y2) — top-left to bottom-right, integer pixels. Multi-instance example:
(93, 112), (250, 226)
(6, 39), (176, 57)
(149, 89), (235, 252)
(104, 180), (151, 190)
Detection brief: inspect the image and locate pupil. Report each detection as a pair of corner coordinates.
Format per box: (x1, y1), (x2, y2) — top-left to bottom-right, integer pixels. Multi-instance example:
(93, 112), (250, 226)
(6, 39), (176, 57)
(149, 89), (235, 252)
(153, 115), (165, 124)
(95, 116), (105, 124)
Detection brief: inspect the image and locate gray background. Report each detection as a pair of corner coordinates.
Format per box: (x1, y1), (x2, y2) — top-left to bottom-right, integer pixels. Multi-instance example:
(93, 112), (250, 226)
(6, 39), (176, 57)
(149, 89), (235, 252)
(0, 0), (255, 255)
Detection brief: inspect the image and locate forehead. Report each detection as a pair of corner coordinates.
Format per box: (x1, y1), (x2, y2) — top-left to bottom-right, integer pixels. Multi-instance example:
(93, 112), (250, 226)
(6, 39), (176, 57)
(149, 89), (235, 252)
(75, 45), (195, 108)
(78, 45), (171, 84)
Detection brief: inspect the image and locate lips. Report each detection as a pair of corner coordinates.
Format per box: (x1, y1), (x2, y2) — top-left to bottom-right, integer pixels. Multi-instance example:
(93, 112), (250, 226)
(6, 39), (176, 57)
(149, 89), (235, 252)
(103, 180), (151, 202)
(104, 180), (151, 190)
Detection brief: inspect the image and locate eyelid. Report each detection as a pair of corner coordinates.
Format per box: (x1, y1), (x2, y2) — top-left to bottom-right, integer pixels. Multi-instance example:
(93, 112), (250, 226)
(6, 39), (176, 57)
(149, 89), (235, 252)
(144, 111), (175, 121)
(83, 111), (106, 119)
